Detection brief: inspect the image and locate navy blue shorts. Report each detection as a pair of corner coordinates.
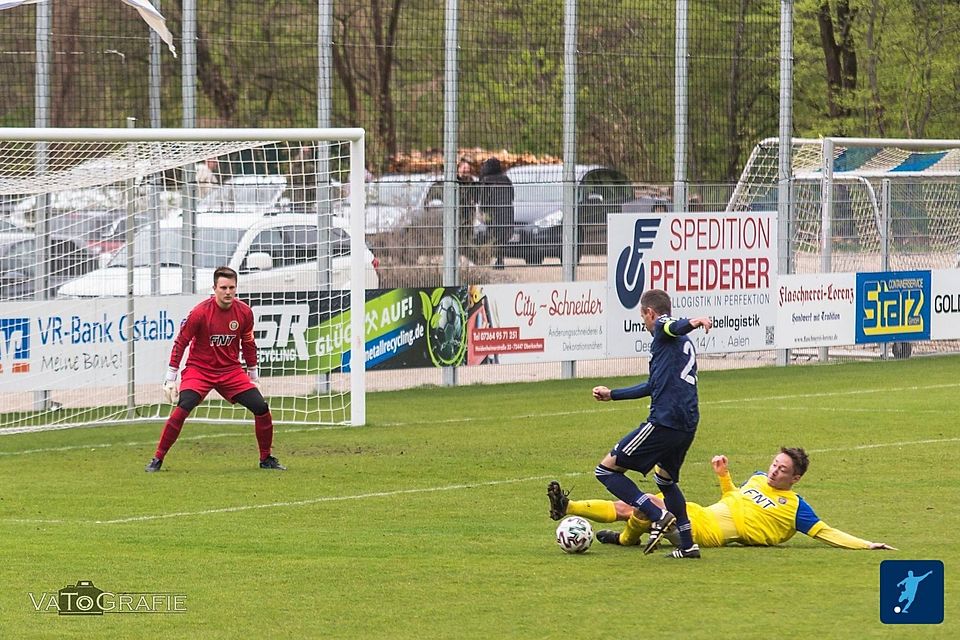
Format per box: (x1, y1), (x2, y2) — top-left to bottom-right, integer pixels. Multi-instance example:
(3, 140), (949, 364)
(608, 422), (695, 481)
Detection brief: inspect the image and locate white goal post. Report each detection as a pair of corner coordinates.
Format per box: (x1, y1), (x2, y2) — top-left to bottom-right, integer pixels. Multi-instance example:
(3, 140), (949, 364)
(0, 127), (368, 431)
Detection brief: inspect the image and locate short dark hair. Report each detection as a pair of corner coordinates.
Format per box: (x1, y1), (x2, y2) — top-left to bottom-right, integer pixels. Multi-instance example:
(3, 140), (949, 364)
(213, 266), (238, 284)
(780, 446), (809, 477)
(640, 288), (672, 315)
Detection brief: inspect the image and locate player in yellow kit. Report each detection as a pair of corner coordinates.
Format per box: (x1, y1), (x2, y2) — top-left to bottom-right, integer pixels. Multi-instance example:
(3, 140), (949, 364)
(547, 447), (896, 550)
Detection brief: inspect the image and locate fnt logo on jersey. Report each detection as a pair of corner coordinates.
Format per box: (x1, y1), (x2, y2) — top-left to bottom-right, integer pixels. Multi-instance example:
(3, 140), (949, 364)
(209, 335), (237, 347)
(742, 488), (776, 509)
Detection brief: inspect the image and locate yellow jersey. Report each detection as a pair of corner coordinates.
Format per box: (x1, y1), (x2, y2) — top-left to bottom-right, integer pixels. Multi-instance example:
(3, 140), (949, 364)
(714, 471), (825, 546)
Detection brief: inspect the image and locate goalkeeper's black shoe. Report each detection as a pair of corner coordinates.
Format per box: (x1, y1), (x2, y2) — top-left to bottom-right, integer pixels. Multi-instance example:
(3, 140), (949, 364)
(259, 455), (287, 470)
(642, 510), (677, 555)
(596, 530), (623, 545)
(546, 480), (570, 521)
(144, 457), (163, 473)
(666, 544), (701, 559)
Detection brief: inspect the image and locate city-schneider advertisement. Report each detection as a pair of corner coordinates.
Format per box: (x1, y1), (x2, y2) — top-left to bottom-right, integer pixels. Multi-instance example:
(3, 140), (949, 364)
(605, 211), (778, 357)
(256, 283), (608, 373)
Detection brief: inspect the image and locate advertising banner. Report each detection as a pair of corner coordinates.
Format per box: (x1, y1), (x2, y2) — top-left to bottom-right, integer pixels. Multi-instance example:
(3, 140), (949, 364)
(0, 297), (193, 391)
(308, 287), (468, 373)
(466, 282), (606, 364)
(930, 269), (960, 340)
(606, 211), (778, 356)
(854, 270), (931, 344)
(774, 273), (857, 348)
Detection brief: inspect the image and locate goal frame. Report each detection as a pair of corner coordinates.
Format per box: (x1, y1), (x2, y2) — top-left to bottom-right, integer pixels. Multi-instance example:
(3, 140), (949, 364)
(0, 127), (368, 427)
(818, 137), (960, 275)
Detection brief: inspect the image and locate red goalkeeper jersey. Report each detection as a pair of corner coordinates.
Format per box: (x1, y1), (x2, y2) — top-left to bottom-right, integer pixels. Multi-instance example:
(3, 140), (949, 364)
(169, 297), (258, 375)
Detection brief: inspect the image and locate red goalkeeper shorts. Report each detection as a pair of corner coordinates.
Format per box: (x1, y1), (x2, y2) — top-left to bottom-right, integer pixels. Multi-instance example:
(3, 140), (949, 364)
(180, 366), (255, 403)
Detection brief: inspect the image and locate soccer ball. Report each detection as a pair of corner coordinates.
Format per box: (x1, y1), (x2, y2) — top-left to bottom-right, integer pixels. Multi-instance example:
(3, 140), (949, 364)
(555, 516), (593, 554)
(429, 295), (465, 364)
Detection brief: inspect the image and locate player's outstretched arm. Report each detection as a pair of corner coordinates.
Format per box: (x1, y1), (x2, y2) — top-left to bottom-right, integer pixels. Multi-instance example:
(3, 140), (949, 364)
(814, 525), (896, 550)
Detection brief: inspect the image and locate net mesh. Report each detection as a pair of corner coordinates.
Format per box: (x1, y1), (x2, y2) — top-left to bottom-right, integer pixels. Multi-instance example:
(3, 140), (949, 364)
(728, 137), (960, 356)
(0, 132), (366, 431)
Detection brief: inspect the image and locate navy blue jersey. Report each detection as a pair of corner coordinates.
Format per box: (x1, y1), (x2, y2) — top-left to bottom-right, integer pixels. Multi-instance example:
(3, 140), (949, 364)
(610, 314), (700, 431)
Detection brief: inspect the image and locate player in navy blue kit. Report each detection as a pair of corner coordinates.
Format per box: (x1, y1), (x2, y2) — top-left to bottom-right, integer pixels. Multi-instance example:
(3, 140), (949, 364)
(145, 266), (285, 472)
(583, 288), (711, 558)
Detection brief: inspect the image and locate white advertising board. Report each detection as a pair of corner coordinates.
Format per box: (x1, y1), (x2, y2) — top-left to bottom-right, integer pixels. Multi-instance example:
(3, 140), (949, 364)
(466, 282), (606, 364)
(606, 211), (778, 357)
(931, 268), (960, 340)
(774, 273), (857, 348)
(0, 297), (194, 391)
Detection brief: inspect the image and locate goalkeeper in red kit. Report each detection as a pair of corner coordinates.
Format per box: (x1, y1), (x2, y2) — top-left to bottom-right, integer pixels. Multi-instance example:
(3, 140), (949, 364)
(145, 266), (286, 472)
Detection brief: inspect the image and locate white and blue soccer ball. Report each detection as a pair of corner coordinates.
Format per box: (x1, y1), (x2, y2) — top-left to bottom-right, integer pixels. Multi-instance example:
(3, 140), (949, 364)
(555, 516), (593, 554)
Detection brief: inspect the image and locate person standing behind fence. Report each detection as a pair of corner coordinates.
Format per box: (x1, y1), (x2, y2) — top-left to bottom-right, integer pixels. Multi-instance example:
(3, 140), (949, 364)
(457, 156), (479, 257)
(478, 157), (514, 270)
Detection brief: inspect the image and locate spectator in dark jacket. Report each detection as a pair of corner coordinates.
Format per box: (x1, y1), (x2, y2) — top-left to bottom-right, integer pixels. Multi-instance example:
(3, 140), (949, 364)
(457, 156), (479, 251)
(478, 157), (515, 269)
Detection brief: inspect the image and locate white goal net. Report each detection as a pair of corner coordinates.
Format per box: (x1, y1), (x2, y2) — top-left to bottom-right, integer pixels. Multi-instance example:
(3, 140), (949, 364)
(728, 136), (960, 356)
(0, 128), (369, 432)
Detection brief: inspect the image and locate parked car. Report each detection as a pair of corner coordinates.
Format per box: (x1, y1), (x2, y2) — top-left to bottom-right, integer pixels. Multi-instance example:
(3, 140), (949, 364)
(0, 234), (100, 300)
(45, 209), (151, 265)
(198, 174), (290, 213)
(498, 164), (636, 264)
(364, 173), (444, 239)
(56, 212), (380, 298)
(0, 218), (32, 243)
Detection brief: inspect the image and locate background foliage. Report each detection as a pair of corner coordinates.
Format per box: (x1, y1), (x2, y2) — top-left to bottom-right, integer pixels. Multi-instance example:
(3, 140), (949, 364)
(2, 1), (960, 182)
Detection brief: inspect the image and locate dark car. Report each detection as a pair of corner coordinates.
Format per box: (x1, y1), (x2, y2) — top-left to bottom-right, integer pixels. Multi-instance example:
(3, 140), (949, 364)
(0, 235), (100, 300)
(495, 164), (638, 264)
(46, 209), (139, 263)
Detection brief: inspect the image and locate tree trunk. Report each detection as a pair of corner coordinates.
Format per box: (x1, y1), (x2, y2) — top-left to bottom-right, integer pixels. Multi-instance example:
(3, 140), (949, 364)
(164, 3), (239, 125)
(864, 0), (885, 134)
(816, 0), (857, 121)
(372, 0), (403, 168)
(726, 0), (748, 181)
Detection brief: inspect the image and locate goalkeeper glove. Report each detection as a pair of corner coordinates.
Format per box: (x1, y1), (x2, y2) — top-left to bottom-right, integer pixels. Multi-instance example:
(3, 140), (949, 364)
(247, 367), (261, 390)
(162, 366), (179, 405)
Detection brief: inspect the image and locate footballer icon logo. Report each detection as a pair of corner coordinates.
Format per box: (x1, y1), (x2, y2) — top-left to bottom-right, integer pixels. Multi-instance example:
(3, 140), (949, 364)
(615, 218), (661, 310)
(0, 317), (31, 374)
(880, 560), (944, 624)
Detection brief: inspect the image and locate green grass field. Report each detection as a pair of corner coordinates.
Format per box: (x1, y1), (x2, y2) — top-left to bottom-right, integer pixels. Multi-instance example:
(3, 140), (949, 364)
(1, 356), (958, 639)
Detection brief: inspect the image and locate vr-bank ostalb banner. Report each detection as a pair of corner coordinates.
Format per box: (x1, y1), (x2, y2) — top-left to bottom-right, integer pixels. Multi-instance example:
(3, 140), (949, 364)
(605, 211), (778, 357)
(0, 297), (192, 391)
